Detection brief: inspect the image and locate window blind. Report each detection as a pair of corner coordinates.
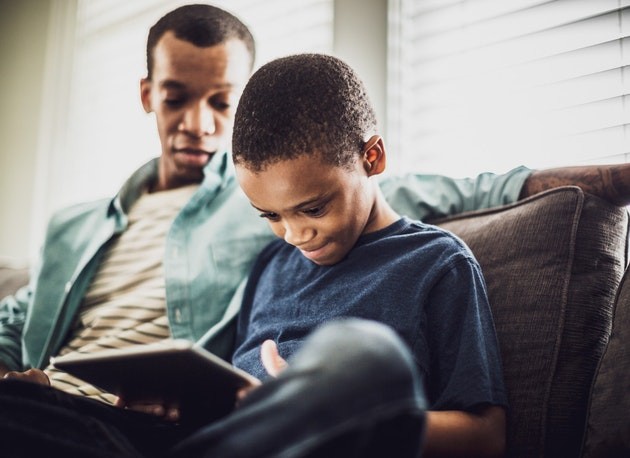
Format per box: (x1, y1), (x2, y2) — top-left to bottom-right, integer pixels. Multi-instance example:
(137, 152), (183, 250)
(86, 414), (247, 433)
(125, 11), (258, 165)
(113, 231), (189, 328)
(387, 0), (630, 177)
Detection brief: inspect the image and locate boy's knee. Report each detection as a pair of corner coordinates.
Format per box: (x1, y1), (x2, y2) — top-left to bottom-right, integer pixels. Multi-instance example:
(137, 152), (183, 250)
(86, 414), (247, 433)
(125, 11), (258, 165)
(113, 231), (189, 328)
(288, 318), (426, 408)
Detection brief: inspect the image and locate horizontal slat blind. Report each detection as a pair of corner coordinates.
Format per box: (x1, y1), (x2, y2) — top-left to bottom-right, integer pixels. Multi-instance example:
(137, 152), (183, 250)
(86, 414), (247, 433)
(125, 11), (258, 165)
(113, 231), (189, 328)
(387, 0), (630, 177)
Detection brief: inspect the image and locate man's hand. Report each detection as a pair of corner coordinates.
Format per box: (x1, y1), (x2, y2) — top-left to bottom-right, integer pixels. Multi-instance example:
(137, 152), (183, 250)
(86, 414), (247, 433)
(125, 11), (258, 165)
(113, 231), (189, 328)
(521, 164), (630, 206)
(114, 397), (181, 422)
(2, 368), (51, 386)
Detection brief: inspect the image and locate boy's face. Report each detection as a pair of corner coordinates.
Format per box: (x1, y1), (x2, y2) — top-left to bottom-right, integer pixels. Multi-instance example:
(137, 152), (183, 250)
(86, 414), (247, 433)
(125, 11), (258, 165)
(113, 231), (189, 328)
(141, 32), (251, 191)
(236, 154), (379, 266)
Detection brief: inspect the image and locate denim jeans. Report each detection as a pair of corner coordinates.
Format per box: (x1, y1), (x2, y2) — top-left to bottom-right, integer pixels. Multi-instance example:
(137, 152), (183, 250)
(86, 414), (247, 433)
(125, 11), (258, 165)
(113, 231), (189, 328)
(0, 319), (426, 457)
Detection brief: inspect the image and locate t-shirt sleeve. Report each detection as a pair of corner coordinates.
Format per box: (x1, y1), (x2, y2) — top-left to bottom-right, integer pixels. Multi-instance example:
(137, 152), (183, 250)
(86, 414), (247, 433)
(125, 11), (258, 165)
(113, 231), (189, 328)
(419, 255), (508, 412)
(380, 166), (532, 222)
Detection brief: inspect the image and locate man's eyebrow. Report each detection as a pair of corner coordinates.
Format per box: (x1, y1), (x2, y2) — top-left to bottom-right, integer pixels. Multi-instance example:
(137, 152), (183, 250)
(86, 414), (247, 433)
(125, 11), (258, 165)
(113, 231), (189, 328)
(159, 80), (186, 90)
(159, 80), (235, 91)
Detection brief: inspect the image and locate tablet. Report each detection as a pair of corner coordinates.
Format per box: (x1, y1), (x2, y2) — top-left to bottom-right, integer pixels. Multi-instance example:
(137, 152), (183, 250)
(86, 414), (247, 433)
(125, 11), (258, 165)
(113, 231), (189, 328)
(51, 340), (260, 423)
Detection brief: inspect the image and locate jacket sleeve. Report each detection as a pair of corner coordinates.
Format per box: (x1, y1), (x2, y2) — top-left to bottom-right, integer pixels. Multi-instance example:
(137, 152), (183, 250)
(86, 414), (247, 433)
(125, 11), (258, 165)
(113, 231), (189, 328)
(380, 166), (532, 222)
(0, 263), (37, 371)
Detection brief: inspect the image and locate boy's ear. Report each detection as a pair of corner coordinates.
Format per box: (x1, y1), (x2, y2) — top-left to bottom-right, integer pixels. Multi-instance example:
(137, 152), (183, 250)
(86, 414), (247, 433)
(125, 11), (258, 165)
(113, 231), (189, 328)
(140, 78), (153, 113)
(361, 135), (387, 177)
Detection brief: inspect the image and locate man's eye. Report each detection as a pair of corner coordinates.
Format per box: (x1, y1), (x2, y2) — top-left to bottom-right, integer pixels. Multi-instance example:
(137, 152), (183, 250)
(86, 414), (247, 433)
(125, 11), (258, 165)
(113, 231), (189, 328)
(164, 98), (184, 107)
(211, 97), (231, 111)
(259, 212), (280, 221)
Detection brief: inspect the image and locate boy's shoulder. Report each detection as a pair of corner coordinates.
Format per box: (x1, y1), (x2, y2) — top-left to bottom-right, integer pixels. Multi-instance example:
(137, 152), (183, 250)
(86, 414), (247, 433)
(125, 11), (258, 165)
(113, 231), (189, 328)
(380, 216), (471, 251)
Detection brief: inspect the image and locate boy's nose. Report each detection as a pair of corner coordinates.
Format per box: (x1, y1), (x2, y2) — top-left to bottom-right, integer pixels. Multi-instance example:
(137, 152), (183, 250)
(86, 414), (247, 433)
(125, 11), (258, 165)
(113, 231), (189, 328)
(180, 103), (216, 137)
(283, 223), (315, 247)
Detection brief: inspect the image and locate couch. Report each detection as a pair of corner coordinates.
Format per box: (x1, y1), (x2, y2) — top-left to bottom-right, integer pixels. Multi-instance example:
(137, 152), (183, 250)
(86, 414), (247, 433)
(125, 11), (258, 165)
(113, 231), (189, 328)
(1, 186), (628, 457)
(434, 186), (629, 458)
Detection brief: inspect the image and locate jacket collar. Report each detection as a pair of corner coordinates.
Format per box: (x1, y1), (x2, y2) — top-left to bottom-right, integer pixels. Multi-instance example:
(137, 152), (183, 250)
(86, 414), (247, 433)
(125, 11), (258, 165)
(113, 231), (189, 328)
(108, 151), (233, 227)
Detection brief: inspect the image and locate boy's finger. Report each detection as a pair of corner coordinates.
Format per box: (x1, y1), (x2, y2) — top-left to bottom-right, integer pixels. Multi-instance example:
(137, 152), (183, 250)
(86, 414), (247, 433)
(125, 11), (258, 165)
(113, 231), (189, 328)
(260, 340), (288, 377)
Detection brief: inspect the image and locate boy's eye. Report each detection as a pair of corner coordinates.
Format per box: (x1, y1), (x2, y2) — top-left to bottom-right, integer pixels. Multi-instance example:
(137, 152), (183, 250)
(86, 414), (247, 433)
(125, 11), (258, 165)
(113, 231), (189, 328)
(259, 212), (280, 222)
(302, 206), (325, 217)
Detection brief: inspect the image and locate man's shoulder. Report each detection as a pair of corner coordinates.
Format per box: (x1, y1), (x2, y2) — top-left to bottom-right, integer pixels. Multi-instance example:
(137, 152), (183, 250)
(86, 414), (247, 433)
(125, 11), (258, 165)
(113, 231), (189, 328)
(48, 198), (113, 231)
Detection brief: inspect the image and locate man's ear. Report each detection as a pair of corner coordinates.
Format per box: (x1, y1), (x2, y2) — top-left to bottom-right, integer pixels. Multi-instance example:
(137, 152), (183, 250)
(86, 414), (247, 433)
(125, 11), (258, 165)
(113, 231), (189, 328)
(140, 78), (153, 113)
(362, 135), (387, 177)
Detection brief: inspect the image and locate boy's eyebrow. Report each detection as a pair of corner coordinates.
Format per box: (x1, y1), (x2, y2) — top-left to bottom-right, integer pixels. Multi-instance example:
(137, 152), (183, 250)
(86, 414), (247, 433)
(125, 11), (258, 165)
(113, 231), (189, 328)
(250, 195), (330, 213)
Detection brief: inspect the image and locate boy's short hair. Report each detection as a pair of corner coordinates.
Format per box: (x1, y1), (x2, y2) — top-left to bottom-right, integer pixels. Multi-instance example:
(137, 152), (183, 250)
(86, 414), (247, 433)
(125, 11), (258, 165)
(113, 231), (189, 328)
(146, 4), (256, 79)
(232, 53), (377, 172)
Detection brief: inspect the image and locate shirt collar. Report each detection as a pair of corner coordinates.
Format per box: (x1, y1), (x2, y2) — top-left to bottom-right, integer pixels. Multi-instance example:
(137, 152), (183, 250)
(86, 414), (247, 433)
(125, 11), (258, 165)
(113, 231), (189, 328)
(110, 150), (234, 221)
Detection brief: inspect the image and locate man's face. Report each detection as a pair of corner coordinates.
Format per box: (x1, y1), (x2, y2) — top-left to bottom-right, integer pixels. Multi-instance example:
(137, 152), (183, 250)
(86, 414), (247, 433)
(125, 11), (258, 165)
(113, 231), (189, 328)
(141, 32), (251, 191)
(236, 155), (378, 266)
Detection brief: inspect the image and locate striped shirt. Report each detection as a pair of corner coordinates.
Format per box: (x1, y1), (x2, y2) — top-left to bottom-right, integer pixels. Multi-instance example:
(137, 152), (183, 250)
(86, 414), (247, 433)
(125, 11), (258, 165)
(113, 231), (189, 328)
(45, 184), (198, 404)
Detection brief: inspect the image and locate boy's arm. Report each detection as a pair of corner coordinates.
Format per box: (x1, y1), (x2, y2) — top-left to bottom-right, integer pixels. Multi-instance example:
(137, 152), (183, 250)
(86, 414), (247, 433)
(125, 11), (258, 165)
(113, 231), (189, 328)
(520, 163), (630, 205)
(424, 406), (506, 458)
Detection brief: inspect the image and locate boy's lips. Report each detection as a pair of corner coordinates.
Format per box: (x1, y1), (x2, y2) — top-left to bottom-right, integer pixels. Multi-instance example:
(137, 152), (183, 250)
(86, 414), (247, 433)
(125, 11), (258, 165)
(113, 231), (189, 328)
(299, 243), (328, 261)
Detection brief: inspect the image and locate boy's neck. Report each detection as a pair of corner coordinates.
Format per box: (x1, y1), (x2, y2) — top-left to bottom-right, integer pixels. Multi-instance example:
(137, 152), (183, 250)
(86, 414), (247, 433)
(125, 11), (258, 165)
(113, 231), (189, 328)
(363, 187), (400, 235)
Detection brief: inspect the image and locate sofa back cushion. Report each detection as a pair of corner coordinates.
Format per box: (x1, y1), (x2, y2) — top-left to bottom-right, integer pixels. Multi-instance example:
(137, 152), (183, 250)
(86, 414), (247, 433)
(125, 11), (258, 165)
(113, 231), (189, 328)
(582, 264), (630, 457)
(434, 186), (628, 458)
(0, 262), (29, 301)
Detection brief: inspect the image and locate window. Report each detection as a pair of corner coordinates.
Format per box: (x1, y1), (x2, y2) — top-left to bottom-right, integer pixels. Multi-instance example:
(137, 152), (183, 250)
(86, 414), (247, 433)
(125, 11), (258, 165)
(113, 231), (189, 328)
(387, 0), (630, 177)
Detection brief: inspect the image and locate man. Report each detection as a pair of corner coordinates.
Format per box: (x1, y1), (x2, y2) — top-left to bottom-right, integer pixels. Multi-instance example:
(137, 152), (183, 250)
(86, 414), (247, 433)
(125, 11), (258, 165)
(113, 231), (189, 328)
(0, 0), (628, 437)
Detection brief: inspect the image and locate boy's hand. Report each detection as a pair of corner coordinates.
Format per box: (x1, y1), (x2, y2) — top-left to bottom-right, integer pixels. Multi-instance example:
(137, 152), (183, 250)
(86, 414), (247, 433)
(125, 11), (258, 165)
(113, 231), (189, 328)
(114, 397), (181, 422)
(236, 340), (285, 403)
(2, 368), (50, 386)
(260, 339), (288, 377)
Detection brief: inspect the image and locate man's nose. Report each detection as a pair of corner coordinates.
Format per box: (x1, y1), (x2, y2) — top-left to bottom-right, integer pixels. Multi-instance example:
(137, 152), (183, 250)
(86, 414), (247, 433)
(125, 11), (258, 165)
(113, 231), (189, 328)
(180, 103), (216, 137)
(283, 222), (315, 247)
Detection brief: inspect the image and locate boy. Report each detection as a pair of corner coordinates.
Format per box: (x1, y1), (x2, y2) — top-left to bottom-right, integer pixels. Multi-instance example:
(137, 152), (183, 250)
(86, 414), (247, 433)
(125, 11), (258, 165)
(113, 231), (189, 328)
(230, 53), (508, 457)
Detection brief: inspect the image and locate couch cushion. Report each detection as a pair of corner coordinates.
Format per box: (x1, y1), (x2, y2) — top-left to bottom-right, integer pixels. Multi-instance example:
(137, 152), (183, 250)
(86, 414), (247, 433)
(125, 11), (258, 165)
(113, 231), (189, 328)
(434, 186), (627, 458)
(0, 262), (29, 300)
(582, 265), (630, 457)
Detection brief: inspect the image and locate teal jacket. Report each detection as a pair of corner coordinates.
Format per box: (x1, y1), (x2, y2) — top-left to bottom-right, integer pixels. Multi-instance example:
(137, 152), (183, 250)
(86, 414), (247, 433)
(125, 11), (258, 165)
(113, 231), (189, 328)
(0, 151), (530, 371)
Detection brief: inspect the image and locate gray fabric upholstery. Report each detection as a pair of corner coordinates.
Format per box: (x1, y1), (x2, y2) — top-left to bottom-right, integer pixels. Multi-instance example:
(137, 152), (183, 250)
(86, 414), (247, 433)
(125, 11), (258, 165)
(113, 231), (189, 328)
(435, 186), (628, 458)
(582, 266), (630, 457)
(0, 264), (29, 301)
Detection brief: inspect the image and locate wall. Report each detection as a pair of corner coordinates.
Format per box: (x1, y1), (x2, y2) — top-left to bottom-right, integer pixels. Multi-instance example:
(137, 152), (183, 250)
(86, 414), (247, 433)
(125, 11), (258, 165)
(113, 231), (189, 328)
(0, 0), (52, 263)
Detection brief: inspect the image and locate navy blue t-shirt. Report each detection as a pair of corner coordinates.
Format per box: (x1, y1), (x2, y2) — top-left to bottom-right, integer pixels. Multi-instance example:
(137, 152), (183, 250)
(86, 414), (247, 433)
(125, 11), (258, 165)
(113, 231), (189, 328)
(233, 217), (507, 411)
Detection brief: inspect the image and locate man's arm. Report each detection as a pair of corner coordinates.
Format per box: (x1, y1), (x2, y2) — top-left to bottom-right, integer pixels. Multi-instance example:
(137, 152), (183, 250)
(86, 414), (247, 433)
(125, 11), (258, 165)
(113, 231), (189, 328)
(520, 164), (630, 206)
(424, 407), (506, 458)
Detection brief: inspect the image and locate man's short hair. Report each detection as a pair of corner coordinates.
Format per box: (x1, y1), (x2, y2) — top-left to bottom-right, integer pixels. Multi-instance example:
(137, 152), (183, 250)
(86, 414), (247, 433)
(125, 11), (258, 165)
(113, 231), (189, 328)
(146, 4), (255, 79)
(233, 53), (378, 172)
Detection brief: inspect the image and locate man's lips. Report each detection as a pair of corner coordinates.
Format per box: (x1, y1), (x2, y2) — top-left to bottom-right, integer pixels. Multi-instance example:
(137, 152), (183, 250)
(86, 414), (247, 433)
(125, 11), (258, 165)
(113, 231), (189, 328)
(173, 147), (214, 156)
(172, 147), (215, 167)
